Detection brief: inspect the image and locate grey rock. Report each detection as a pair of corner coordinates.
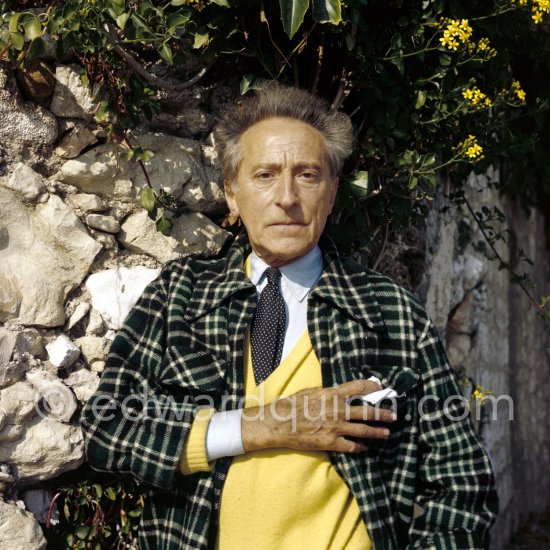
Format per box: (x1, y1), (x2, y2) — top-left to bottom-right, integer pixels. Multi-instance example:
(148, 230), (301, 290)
(4, 163), (47, 201)
(75, 336), (109, 367)
(86, 308), (104, 336)
(85, 266), (160, 330)
(0, 499), (47, 550)
(66, 192), (107, 213)
(21, 489), (59, 525)
(118, 209), (229, 263)
(0, 63), (57, 152)
(49, 64), (97, 120)
(56, 124), (98, 159)
(0, 413), (84, 484)
(0, 188), (102, 326)
(0, 381), (39, 443)
(86, 213), (120, 233)
(67, 302), (90, 330)
(64, 366), (100, 403)
(26, 369), (77, 423)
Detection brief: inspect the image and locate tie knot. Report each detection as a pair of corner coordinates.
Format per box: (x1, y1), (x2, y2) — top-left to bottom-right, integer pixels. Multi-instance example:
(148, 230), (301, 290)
(264, 267), (282, 286)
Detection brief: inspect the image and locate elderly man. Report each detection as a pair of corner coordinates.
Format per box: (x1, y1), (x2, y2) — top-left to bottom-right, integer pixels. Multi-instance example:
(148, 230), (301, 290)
(80, 83), (498, 550)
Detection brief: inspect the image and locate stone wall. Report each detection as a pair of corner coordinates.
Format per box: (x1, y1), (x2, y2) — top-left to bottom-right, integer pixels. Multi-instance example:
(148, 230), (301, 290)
(0, 60), (549, 549)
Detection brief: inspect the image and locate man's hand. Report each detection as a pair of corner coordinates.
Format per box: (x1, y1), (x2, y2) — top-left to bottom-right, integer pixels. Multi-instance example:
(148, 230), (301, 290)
(241, 379), (397, 454)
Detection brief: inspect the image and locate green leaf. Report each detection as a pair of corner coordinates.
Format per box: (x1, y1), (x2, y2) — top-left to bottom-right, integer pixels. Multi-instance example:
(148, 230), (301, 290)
(210, 0), (230, 6)
(167, 13), (191, 34)
(27, 37), (46, 59)
(350, 171), (372, 198)
(104, 487), (116, 500)
(414, 90), (427, 109)
(75, 526), (90, 540)
(116, 12), (130, 30)
(92, 484), (102, 499)
(279, 0), (310, 39)
(8, 13), (20, 33)
(193, 32), (209, 49)
(9, 32), (24, 50)
(140, 188), (156, 212)
(159, 42), (173, 65)
(311, 0), (341, 25)
(23, 15), (41, 40)
(156, 216), (173, 236)
(170, 0), (187, 5)
(240, 73), (255, 95)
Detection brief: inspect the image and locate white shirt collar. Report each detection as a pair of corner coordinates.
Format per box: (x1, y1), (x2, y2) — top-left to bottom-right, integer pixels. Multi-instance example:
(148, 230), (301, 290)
(248, 246), (323, 303)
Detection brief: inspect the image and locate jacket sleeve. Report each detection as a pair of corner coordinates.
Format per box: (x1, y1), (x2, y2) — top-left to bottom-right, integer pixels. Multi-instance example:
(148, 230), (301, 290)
(80, 265), (197, 491)
(408, 320), (499, 549)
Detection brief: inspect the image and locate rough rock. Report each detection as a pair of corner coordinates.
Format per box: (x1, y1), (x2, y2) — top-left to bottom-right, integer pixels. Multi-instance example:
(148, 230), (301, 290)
(0, 466), (15, 492)
(4, 164), (47, 201)
(90, 361), (105, 373)
(49, 64), (96, 120)
(26, 369), (78, 423)
(0, 414), (84, 484)
(86, 308), (104, 336)
(149, 108), (214, 138)
(0, 63), (58, 152)
(64, 366), (100, 403)
(85, 266), (160, 330)
(0, 499), (47, 550)
(463, 253), (485, 290)
(67, 302), (90, 330)
(0, 381), (38, 443)
(45, 335), (80, 368)
(0, 329), (30, 389)
(21, 489), (59, 525)
(17, 329), (44, 358)
(75, 336), (109, 367)
(86, 213), (120, 233)
(57, 133), (225, 212)
(66, 192), (107, 213)
(56, 124), (97, 159)
(0, 328), (17, 372)
(56, 145), (134, 199)
(118, 209), (229, 263)
(0, 188), (102, 326)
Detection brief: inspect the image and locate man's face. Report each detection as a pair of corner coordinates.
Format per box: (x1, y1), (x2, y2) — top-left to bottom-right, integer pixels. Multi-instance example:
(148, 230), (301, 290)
(224, 117), (339, 268)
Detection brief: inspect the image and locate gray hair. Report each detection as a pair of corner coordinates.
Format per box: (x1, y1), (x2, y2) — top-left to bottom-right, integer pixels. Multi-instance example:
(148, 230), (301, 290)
(213, 81), (353, 181)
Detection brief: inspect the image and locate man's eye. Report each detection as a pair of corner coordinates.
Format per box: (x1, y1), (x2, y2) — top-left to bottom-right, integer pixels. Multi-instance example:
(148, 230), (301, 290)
(256, 172), (273, 179)
(299, 171), (318, 180)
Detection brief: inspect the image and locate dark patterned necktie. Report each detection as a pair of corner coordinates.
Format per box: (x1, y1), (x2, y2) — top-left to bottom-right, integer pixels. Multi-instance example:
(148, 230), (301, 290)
(251, 267), (286, 385)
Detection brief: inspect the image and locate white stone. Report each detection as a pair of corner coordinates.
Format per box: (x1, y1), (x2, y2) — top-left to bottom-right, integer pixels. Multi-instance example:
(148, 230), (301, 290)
(4, 163), (46, 201)
(21, 489), (59, 525)
(86, 266), (160, 329)
(0, 64), (57, 152)
(86, 308), (104, 335)
(463, 253), (485, 290)
(67, 302), (90, 330)
(86, 213), (120, 233)
(0, 414), (84, 483)
(64, 367), (100, 403)
(0, 381), (39, 443)
(45, 335), (80, 368)
(0, 189), (102, 326)
(26, 370), (78, 423)
(49, 64), (96, 120)
(118, 209), (229, 263)
(0, 499), (47, 550)
(75, 336), (109, 366)
(66, 192), (107, 212)
(56, 124), (98, 159)
(90, 361), (105, 373)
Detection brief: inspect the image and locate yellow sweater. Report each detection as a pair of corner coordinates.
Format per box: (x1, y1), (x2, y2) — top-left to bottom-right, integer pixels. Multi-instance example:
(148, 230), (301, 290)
(179, 258), (372, 550)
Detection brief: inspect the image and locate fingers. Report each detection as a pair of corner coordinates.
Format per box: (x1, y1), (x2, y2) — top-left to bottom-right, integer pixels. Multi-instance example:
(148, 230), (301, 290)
(346, 404), (397, 423)
(332, 378), (382, 397)
(342, 420), (391, 440)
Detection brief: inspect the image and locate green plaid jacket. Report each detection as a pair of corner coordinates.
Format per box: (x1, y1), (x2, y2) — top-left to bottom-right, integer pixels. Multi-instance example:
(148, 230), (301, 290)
(80, 231), (498, 550)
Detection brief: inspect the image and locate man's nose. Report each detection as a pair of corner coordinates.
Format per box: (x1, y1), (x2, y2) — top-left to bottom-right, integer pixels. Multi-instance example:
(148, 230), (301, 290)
(275, 171), (299, 208)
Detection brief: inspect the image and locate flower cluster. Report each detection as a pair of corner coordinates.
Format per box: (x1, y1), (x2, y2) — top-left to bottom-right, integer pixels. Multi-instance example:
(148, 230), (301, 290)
(462, 86), (492, 108)
(512, 0), (550, 23)
(511, 80), (527, 102)
(438, 18), (473, 51)
(455, 135), (485, 161)
(471, 385), (492, 406)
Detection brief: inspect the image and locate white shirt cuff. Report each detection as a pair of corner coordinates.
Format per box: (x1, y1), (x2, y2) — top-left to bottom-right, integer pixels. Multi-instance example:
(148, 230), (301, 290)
(205, 409), (245, 462)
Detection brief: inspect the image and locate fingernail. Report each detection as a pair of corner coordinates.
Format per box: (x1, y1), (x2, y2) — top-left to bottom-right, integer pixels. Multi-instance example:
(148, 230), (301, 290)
(390, 412), (398, 421)
(384, 429), (390, 436)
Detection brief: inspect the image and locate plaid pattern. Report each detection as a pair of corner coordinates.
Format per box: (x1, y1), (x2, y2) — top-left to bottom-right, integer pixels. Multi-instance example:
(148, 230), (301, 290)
(80, 231), (498, 550)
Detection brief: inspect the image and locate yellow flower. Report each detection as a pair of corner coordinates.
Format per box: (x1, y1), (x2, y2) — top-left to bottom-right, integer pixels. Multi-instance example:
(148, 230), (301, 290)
(511, 80), (527, 102)
(477, 38), (490, 51)
(439, 18), (473, 51)
(462, 86), (490, 107)
(456, 135), (484, 161)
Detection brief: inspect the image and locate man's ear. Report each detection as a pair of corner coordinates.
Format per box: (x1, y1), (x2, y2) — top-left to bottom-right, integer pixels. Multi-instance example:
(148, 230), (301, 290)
(224, 179), (239, 217)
